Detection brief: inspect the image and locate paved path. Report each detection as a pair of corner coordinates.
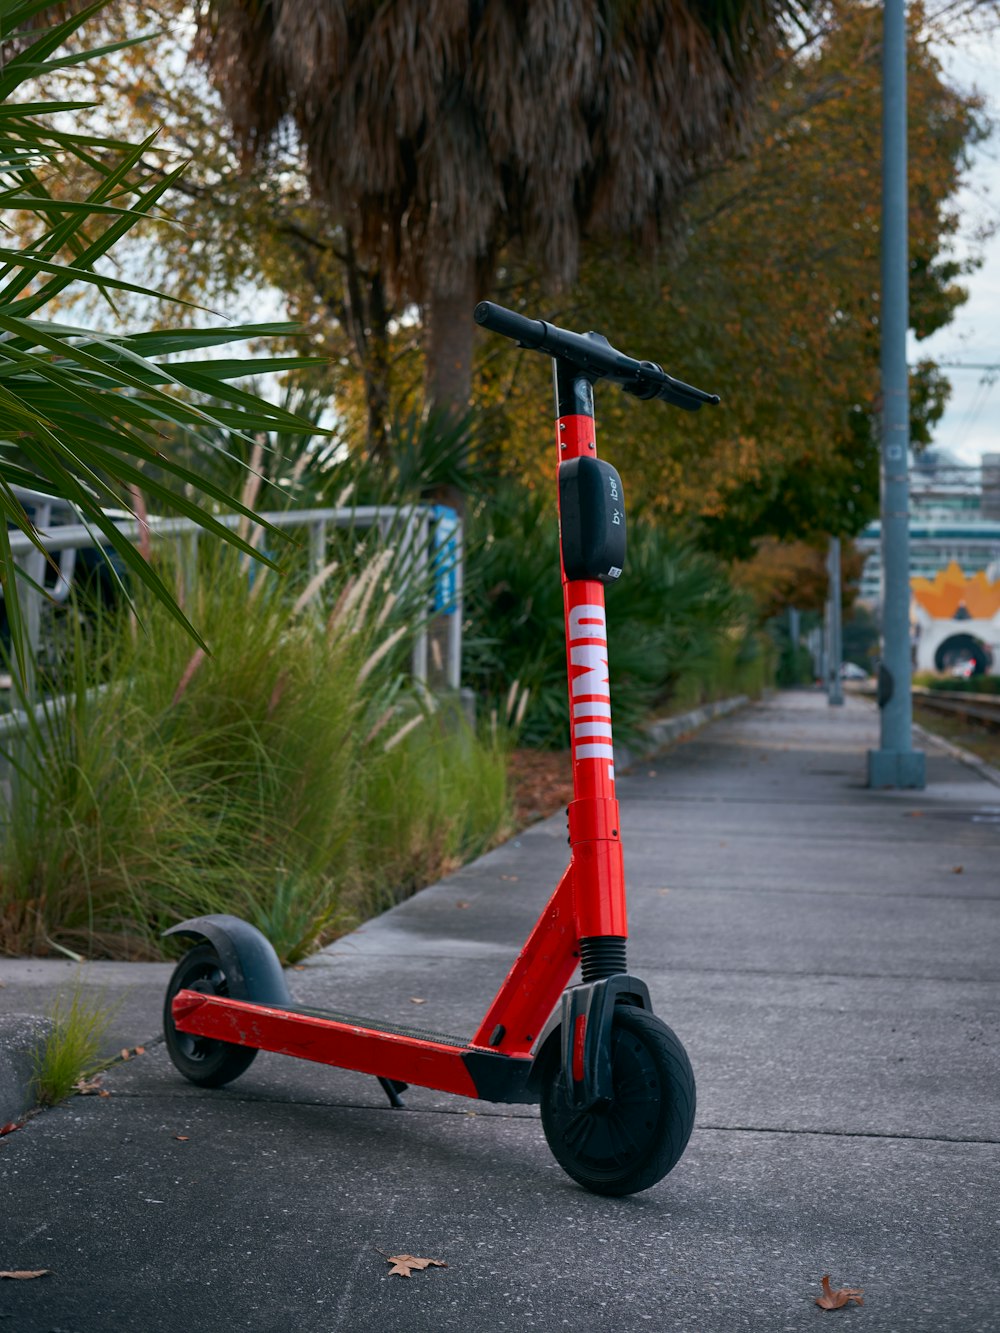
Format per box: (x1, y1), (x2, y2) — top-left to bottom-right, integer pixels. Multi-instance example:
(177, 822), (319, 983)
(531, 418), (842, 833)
(1, 691), (998, 1331)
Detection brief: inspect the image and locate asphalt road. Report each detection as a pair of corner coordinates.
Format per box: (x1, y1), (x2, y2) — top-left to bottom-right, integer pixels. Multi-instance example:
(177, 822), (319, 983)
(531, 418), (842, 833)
(1, 690), (998, 1332)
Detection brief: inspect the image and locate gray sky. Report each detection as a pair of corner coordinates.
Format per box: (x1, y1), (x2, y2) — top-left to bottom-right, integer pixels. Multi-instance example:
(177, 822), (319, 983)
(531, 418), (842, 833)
(913, 23), (1000, 464)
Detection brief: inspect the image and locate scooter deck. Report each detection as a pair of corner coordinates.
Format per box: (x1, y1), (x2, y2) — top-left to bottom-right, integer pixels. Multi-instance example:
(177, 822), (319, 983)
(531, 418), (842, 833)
(281, 1000), (470, 1048)
(171, 989), (537, 1104)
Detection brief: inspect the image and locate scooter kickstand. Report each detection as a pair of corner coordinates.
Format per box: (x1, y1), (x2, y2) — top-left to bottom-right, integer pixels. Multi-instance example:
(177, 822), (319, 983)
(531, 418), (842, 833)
(377, 1076), (409, 1108)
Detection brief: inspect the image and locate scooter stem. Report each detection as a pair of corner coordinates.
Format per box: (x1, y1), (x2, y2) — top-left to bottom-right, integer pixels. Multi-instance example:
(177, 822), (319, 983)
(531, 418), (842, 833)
(555, 362), (628, 966)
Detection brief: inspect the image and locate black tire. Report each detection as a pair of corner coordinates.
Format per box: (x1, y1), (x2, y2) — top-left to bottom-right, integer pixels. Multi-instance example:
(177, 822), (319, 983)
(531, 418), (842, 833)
(540, 1006), (695, 1196)
(163, 942), (258, 1088)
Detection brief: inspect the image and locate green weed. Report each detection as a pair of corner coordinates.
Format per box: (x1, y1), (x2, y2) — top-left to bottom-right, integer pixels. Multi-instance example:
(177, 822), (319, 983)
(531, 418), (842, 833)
(31, 986), (115, 1107)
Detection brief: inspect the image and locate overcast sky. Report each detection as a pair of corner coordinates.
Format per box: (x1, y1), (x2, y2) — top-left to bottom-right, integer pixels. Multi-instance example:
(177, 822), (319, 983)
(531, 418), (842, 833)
(913, 23), (1000, 464)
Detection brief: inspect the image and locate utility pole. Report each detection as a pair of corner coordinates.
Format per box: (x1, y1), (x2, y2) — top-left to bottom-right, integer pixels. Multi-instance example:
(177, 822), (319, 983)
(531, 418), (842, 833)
(827, 537), (844, 706)
(867, 0), (925, 788)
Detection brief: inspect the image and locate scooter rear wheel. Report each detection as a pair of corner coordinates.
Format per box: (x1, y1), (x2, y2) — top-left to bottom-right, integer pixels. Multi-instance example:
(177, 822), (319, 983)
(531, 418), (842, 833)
(540, 1006), (695, 1196)
(163, 942), (258, 1088)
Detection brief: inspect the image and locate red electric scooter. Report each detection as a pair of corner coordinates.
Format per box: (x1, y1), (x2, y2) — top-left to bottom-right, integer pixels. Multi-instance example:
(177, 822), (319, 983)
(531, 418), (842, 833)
(163, 302), (719, 1196)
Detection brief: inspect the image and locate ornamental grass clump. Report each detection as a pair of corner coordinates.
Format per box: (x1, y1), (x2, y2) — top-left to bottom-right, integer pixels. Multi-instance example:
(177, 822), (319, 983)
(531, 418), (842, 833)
(0, 541), (509, 963)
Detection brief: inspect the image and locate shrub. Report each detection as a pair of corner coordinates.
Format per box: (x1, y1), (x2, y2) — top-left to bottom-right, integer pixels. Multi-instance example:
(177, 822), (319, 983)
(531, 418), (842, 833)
(462, 483), (762, 747)
(0, 544), (509, 962)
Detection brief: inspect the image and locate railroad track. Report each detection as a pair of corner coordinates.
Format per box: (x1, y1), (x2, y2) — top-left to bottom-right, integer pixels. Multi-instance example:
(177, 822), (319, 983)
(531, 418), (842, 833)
(912, 686), (1000, 731)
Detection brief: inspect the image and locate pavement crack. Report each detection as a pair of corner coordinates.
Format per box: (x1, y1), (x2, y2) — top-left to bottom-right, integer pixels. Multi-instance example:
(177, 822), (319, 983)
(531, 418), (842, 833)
(698, 1122), (998, 1146)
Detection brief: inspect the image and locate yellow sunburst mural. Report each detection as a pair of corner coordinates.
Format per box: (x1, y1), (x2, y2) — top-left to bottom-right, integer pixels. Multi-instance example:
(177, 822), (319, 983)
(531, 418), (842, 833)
(911, 562), (1000, 620)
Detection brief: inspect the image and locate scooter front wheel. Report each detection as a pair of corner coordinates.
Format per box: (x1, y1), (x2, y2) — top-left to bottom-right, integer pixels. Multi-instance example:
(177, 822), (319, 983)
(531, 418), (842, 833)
(163, 942), (258, 1088)
(540, 1006), (695, 1196)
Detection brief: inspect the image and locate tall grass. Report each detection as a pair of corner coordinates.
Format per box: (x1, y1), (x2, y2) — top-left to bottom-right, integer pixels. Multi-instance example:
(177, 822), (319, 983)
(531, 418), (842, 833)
(0, 543), (510, 963)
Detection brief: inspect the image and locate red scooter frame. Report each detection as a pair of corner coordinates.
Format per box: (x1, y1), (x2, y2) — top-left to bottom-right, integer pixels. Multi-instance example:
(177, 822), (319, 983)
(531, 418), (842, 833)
(164, 302), (717, 1195)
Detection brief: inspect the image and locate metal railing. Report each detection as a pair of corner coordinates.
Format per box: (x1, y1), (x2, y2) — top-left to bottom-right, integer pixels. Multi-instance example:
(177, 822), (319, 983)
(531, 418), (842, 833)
(911, 686), (1000, 732)
(3, 488), (463, 700)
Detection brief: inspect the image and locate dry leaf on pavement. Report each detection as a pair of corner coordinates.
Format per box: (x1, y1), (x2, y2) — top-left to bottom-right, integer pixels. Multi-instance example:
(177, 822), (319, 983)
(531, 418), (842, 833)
(385, 1254), (447, 1279)
(0, 1270), (50, 1280)
(73, 1076), (109, 1097)
(815, 1274), (864, 1310)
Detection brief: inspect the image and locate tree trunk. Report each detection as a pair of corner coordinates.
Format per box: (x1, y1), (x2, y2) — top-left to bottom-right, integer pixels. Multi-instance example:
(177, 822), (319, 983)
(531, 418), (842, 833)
(422, 258), (479, 518)
(424, 260), (477, 417)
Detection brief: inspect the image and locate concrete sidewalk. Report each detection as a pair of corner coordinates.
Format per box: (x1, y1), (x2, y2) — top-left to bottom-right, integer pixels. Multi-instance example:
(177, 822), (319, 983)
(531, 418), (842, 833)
(0, 690), (997, 1332)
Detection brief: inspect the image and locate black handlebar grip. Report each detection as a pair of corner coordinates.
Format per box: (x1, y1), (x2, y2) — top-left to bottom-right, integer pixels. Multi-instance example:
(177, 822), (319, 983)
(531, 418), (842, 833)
(474, 301), (547, 349)
(475, 299), (720, 409)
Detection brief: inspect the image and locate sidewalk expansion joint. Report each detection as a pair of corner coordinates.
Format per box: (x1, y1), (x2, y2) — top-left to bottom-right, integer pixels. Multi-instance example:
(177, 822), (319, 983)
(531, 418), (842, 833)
(639, 884), (1000, 905)
(698, 1122), (998, 1146)
(644, 962), (1000, 983)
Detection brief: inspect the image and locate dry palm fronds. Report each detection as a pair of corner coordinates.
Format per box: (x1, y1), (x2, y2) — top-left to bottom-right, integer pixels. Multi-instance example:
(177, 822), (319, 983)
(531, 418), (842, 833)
(197, 0), (784, 303)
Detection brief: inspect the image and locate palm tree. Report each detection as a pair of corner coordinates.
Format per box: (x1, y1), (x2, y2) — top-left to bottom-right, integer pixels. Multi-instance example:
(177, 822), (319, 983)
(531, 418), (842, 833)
(196, 0), (790, 416)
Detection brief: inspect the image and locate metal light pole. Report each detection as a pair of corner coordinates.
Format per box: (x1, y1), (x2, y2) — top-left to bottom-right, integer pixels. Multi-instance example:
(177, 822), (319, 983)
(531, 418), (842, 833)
(827, 537), (844, 706)
(867, 0), (925, 788)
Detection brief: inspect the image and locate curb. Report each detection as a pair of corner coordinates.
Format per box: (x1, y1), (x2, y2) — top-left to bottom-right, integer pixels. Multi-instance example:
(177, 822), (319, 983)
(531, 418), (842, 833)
(0, 1013), (53, 1127)
(912, 721), (1000, 789)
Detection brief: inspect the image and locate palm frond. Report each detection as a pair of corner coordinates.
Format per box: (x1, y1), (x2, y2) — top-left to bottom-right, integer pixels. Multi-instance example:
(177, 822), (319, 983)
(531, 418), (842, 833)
(0, 0), (331, 680)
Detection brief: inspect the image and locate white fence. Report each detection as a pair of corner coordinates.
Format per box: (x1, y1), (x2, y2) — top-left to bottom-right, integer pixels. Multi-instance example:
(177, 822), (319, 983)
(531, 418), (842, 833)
(3, 488), (463, 705)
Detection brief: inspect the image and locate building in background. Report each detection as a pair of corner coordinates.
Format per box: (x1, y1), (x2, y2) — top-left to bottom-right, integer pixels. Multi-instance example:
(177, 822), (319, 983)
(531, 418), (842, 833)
(909, 561), (1000, 675)
(855, 450), (1000, 676)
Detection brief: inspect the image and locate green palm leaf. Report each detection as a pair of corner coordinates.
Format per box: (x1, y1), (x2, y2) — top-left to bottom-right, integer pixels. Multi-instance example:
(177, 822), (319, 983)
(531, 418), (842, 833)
(0, 0), (330, 679)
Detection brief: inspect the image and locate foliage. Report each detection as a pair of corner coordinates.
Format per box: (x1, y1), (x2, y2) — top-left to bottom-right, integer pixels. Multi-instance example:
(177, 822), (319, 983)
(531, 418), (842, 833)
(31, 985), (113, 1106)
(768, 612), (819, 687)
(0, 0), (332, 672)
(474, 0), (989, 554)
(0, 543), (510, 962)
(733, 538), (866, 620)
(915, 673), (1000, 695)
(462, 483), (758, 748)
(44, 0), (798, 446)
(194, 0), (792, 412)
(36, 1), (987, 584)
(842, 603), (880, 672)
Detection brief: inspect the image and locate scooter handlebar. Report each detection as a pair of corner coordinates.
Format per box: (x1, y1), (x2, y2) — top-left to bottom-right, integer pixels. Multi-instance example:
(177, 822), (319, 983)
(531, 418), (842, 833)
(474, 300), (719, 411)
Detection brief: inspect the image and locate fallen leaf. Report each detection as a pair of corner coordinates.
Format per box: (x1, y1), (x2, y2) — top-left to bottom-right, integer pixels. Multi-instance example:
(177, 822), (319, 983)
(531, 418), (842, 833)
(455, 901), (470, 909)
(409, 997), (426, 1005)
(0, 1270), (50, 1280)
(0, 1122), (20, 1137)
(120, 1048), (130, 1060)
(173, 1135), (189, 1142)
(385, 1254), (447, 1279)
(815, 1274), (864, 1310)
(952, 865), (964, 874)
(134, 1046), (146, 1056)
(73, 1076), (109, 1097)
(907, 810), (925, 818)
